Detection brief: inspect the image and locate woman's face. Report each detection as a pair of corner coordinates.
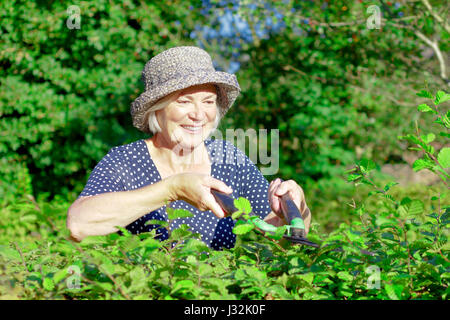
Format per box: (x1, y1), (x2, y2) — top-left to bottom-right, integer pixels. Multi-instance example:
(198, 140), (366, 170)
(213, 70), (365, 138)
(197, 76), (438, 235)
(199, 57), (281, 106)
(155, 83), (218, 150)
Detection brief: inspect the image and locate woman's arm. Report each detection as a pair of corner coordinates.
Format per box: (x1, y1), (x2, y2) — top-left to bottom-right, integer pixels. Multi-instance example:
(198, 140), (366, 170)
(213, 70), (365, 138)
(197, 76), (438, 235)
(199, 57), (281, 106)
(67, 178), (177, 242)
(67, 173), (232, 242)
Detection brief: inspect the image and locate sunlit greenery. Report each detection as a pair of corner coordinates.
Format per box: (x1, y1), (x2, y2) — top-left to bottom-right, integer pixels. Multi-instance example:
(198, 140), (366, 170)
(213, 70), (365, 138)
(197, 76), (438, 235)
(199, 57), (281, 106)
(1, 0), (448, 300)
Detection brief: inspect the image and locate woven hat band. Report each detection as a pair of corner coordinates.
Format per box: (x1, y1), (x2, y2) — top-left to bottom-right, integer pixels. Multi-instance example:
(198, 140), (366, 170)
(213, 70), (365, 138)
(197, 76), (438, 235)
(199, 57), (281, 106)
(145, 67), (214, 91)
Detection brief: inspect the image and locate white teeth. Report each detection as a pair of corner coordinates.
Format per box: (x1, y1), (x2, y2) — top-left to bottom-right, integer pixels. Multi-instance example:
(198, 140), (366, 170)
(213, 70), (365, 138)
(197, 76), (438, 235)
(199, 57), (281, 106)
(182, 126), (202, 131)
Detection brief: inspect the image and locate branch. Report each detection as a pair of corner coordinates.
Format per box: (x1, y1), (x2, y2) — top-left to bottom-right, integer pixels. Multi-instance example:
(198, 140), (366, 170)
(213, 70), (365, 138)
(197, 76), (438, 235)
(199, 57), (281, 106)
(282, 65), (327, 83)
(286, 13), (418, 29)
(13, 242), (27, 270)
(414, 121), (449, 188)
(421, 0), (450, 34)
(414, 31), (448, 84)
(379, 0), (449, 86)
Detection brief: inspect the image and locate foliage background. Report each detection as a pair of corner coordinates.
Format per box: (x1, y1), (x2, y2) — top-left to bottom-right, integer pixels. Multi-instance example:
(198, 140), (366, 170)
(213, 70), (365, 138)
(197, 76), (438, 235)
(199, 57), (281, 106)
(0, 0), (448, 300)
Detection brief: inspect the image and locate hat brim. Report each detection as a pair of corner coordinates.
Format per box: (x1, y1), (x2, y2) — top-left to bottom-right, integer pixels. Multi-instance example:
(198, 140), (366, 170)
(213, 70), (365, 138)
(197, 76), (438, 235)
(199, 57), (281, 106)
(131, 70), (240, 134)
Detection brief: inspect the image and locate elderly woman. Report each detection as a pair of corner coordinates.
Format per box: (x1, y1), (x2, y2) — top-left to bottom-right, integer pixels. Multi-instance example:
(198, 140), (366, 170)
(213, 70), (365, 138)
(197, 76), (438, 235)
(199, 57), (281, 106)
(67, 46), (311, 250)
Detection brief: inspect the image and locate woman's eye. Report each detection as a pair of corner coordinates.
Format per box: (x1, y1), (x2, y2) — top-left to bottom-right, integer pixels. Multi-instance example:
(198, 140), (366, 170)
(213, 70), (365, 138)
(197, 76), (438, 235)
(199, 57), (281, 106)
(178, 100), (190, 104)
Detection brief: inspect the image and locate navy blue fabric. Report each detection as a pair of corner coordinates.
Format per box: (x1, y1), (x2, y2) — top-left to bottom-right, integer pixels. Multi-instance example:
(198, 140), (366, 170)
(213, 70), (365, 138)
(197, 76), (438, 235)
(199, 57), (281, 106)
(78, 139), (271, 250)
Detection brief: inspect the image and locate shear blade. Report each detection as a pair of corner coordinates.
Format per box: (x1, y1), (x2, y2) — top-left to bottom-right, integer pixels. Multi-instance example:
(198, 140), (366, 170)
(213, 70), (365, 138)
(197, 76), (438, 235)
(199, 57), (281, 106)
(283, 235), (320, 248)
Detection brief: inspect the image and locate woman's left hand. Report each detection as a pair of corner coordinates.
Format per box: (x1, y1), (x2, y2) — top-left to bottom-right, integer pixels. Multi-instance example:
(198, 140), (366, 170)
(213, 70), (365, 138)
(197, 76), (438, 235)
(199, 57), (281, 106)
(268, 178), (311, 234)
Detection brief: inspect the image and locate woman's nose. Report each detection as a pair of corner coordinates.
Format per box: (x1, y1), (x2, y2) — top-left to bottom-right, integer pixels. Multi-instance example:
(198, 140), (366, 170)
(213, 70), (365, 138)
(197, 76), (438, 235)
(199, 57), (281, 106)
(188, 102), (207, 120)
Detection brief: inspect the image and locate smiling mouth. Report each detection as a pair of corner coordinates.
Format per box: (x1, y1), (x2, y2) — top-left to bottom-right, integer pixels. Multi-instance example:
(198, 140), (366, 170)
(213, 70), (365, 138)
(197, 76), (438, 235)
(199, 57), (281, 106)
(180, 125), (204, 134)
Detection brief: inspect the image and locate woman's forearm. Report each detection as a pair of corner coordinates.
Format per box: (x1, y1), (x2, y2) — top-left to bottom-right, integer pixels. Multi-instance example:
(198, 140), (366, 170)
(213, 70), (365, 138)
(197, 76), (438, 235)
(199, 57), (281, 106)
(67, 177), (177, 241)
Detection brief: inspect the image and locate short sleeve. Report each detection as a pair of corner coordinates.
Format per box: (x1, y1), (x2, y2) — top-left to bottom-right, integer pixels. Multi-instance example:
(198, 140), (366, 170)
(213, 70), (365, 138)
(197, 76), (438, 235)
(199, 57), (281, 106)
(235, 147), (271, 220)
(77, 148), (124, 199)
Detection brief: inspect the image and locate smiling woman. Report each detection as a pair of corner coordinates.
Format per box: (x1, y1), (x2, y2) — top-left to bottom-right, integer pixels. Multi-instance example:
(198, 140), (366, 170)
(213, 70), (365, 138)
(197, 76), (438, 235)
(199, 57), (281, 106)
(66, 46), (311, 250)
(150, 84), (220, 152)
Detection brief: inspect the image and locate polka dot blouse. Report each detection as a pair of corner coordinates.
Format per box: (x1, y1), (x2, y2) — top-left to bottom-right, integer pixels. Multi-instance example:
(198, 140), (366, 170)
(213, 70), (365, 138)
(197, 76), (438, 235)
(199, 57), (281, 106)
(77, 138), (271, 250)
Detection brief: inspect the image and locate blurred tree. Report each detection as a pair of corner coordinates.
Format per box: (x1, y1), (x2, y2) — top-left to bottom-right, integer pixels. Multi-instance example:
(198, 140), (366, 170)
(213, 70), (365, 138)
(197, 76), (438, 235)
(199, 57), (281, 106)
(192, 0), (449, 191)
(0, 0), (207, 203)
(1, 0), (448, 207)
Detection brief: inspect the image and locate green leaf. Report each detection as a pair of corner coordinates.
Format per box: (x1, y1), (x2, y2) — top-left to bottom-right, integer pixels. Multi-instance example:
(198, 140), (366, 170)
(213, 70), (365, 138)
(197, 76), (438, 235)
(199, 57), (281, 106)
(298, 272), (314, 284)
(141, 238), (161, 251)
(398, 134), (420, 145)
(385, 284), (403, 300)
(421, 133), (435, 144)
(439, 131), (450, 139)
(119, 236), (141, 252)
(171, 280), (194, 294)
(416, 90), (433, 99)
(115, 226), (132, 236)
(347, 174), (361, 182)
(167, 208), (194, 220)
(232, 223), (255, 235)
(417, 103), (435, 113)
(53, 268), (69, 284)
(234, 197), (252, 214)
(100, 260), (116, 275)
(412, 158), (434, 172)
(79, 235), (109, 245)
(244, 266), (267, 281)
(337, 271), (353, 282)
(273, 225), (288, 240)
(359, 159), (376, 173)
(383, 181), (399, 192)
(409, 200), (424, 216)
(437, 147), (450, 168)
(398, 198), (423, 217)
(170, 224), (192, 240)
(145, 219), (169, 228)
(231, 209), (243, 220)
(0, 245), (21, 261)
(434, 90), (450, 105)
(97, 282), (114, 291)
(128, 267), (147, 291)
(43, 277), (55, 291)
(19, 214), (37, 223)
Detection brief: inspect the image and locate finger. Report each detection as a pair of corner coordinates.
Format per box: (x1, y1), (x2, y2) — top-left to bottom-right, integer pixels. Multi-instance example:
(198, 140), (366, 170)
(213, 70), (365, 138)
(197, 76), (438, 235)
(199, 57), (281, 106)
(268, 178), (282, 199)
(203, 194), (226, 218)
(269, 179), (285, 216)
(289, 189), (302, 210)
(206, 177), (233, 194)
(268, 179), (280, 197)
(294, 185), (306, 213)
(270, 194), (281, 214)
(274, 180), (291, 197)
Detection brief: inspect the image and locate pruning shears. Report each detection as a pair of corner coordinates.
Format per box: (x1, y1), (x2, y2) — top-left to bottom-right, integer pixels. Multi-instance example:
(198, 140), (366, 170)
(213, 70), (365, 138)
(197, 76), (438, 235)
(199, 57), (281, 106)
(211, 185), (320, 248)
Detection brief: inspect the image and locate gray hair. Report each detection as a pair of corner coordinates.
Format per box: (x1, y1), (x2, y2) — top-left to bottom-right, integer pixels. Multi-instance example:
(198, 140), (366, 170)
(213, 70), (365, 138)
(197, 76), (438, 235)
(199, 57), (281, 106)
(144, 86), (221, 135)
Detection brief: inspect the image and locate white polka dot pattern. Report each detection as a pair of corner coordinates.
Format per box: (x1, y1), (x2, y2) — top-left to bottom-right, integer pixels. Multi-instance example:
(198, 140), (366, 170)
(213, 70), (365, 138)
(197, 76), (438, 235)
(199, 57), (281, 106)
(78, 139), (271, 250)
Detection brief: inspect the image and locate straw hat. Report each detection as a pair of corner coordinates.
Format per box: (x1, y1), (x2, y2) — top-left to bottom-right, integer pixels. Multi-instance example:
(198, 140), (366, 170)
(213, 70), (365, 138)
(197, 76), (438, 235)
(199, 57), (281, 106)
(130, 46), (241, 134)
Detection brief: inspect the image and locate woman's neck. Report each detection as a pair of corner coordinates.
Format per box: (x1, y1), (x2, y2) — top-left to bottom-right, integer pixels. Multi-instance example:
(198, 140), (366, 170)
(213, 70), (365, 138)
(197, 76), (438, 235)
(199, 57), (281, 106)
(145, 136), (211, 176)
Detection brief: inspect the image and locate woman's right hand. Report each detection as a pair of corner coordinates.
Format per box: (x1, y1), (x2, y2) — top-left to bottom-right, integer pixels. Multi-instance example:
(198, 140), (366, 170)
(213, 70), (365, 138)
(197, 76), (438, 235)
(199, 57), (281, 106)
(167, 173), (233, 218)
